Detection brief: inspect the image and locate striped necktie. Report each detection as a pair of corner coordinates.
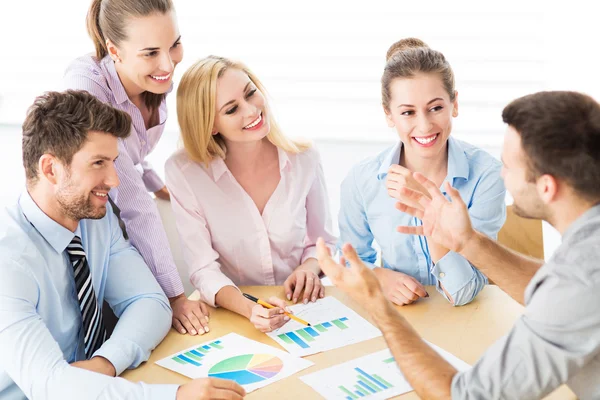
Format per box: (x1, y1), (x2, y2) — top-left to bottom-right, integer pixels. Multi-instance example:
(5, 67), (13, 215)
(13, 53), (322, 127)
(66, 236), (107, 358)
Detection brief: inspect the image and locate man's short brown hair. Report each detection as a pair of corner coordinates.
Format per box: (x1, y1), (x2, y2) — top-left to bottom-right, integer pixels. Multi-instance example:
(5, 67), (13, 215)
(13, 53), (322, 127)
(502, 91), (600, 202)
(22, 90), (132, 184)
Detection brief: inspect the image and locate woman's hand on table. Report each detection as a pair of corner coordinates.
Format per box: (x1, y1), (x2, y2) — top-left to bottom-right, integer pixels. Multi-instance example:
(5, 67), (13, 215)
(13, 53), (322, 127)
(283, 259), (324, 304)
(170, 294), (211, 336)
(249, 296), (291, 333)
(374, 268), (429, 306)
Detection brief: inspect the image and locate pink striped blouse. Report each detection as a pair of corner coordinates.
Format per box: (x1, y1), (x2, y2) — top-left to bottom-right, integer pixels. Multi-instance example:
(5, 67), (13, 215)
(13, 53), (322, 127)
(165, 146), (337, 307)
(62, 54), (184, 297)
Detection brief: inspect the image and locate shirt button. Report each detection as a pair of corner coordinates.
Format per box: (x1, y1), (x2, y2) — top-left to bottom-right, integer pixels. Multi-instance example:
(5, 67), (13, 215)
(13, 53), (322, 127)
(439, 272), (446, 278)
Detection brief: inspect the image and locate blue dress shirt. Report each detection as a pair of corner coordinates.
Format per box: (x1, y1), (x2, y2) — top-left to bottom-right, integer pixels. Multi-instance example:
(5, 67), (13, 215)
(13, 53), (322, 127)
(0, 192), (179, 399)
(339, 137), (506, 305)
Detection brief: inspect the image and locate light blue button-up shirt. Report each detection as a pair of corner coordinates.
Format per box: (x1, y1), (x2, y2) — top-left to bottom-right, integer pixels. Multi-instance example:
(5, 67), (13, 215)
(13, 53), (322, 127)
(339, 137), (506, 305)
(0, 192), (179, 399)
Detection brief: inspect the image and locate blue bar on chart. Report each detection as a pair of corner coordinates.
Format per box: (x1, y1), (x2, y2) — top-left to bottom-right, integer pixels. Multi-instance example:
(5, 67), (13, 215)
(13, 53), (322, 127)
(209, 340), (223, 349)
(281, 331), (310, 349)
(304, 327), (320, 337)
(355, 368), (391, 390)
(173, 354), (201, 367)
(336, 368), (394, 399)
(172, 339), (225, 367)
(278, 317), (352, 349)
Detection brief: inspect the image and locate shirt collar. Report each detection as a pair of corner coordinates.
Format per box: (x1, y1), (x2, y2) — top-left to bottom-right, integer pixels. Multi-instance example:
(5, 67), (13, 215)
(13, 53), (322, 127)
(19, 191), (78, 254)
(101, 55), (174, 106)
(211, 146), (292, 182)
(376, 137), (470, 182)
(376, 141), (402, 181)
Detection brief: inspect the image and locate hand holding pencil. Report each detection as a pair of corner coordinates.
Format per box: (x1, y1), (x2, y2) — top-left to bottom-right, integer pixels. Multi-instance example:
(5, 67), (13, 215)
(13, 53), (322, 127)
(244, 293), (308, 333)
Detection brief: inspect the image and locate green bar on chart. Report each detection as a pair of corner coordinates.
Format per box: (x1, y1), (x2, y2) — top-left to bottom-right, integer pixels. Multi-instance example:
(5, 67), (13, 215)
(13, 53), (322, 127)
(357, 377), (380, 392)
(373, 374), (394, 388)
(338, 386), (358, 399)
(296, 329), (316, 342)
(354, 385), (367, 396)
(209, 342), (223, 350)
(172, 357), (186, 365)
(314, 324), (327, 332)
(278, 334), (294, 344)
(383, 357), (395, 364)
(332, 319), (349, 330)
(185, 352), (203, 362)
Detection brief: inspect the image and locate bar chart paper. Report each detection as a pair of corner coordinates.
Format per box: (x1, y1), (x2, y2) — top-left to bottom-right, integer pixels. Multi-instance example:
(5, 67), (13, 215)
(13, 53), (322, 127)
(155, 333), (314, 393)
(300, 342), (471, 399)
(267, 296), (382, 356)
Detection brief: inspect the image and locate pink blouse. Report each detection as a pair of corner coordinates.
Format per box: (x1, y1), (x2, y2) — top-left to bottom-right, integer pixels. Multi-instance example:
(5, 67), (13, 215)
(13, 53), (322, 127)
(165, 146), (337, 306)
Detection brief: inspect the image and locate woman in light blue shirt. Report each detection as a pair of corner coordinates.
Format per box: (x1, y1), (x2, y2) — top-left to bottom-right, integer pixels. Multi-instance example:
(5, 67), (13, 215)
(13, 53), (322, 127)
(339, 38), (506, 306)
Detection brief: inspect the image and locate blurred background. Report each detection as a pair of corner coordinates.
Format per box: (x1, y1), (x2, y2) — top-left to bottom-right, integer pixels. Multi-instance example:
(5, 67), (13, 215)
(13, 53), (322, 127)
(0, 0), (596, 270)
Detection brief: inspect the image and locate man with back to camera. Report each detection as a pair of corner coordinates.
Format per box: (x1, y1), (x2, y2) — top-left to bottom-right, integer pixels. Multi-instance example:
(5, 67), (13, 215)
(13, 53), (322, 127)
(316, 91), (600, 399)
(0, 90), (245, 399)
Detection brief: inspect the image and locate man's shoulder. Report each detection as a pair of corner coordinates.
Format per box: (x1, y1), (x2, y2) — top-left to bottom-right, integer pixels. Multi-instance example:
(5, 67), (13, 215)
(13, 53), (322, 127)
(0, 206), (43, 270)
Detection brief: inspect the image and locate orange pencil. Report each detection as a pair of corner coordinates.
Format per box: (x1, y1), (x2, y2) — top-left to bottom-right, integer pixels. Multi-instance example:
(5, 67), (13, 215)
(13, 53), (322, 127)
(243, 293), (311, 326)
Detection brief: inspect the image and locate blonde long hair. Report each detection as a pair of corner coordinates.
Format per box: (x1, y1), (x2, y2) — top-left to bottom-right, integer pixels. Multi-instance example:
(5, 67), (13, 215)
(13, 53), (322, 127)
(176, 56), (310, 165)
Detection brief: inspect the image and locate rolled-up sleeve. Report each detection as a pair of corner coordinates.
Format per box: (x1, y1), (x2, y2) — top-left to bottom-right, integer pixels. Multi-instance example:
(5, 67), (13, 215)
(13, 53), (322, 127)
(338, 168), (378, 269)
(431, 163), (506, 305)
(141, 159), (165, 193)
(452, 276), (600, 399)
(301, 150), (337, 263)
(165, 159), (235, 307)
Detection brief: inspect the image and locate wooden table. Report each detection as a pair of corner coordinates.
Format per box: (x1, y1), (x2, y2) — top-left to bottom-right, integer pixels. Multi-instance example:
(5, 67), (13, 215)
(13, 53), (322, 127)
(122, 286), (575, 399)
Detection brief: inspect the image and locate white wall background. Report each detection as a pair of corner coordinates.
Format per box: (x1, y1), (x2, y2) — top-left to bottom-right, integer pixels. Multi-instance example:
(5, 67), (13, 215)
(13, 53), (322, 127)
(0, 0), (597, 261)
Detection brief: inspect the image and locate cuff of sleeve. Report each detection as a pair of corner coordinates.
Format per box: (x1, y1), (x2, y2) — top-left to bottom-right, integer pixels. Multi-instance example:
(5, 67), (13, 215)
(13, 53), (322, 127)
(430, 251), (475, 297)
(191, 270), (237, 307)
(301, 246), (318, 264)
(155, 270), (186, 299)
(143, 169), (165, 193)
(94, 339), (136, 376)
(144, 383), (180, 400)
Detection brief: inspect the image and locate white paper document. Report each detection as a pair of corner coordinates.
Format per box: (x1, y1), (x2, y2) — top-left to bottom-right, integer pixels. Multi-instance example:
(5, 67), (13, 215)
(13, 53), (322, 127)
(156, 333), (314, 393)
(300, 342), (471, 399)
(266, 296), (382, 356)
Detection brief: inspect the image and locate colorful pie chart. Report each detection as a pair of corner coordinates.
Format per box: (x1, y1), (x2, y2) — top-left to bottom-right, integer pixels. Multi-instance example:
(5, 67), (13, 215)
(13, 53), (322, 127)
(208, 354), (284, 385)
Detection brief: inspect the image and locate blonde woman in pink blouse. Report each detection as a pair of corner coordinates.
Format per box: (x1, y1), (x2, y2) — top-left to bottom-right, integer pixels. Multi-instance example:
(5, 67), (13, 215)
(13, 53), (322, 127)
(166, 56), (337, 332)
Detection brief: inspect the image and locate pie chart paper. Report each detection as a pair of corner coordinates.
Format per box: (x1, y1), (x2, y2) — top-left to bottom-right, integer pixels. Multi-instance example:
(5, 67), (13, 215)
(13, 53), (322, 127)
(156, 333), (313, 393)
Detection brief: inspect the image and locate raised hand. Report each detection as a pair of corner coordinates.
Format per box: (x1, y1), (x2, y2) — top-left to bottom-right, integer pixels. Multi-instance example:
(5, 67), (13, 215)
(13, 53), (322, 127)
(386, 164), (431, 209)
(395, 172), (474, 253)
(315, 238), (386, 306)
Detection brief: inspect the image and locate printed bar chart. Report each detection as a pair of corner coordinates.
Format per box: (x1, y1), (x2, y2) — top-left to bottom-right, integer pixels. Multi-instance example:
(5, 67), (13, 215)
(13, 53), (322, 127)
(171, 340), (223, 367)
(277, 317), (350, 350)
(336, 367), (394, 399)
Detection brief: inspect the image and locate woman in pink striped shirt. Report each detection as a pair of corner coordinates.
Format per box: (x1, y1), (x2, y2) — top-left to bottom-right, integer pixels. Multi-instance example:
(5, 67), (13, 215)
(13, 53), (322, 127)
(62, 0), (210, 337)
(166, 56), (337, 332)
